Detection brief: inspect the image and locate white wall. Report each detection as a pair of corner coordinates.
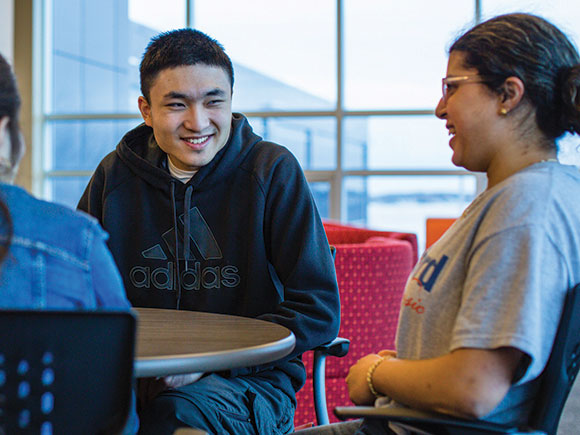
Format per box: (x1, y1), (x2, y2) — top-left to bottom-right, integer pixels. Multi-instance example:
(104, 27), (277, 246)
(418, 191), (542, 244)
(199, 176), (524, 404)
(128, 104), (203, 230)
(0, 0), (14, 62)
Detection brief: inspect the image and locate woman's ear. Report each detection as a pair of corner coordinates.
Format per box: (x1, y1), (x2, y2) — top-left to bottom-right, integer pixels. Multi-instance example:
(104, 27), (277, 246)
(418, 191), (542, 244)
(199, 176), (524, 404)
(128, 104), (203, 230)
(499, 76), (525, 114)
(0, 117), (9, 149)
(0, 117), (20, 183)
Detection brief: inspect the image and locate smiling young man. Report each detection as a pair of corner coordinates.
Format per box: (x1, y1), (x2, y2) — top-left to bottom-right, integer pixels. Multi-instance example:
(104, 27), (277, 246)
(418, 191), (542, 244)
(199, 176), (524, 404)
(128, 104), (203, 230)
(137, 63), (233, 173)
(78, 29), (340, 434)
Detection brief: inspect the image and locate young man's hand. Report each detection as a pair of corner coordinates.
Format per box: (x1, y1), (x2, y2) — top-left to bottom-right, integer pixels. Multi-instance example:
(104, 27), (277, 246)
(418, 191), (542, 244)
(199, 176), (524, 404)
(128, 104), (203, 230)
(162, 372), (204, 388)
(138, 372), (205, 409)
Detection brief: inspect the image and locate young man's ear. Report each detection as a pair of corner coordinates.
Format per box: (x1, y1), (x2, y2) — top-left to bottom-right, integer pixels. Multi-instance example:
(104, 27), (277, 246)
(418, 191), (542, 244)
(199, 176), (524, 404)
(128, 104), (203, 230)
(138, 96), (153, 126)
(498, 76), (525, 114)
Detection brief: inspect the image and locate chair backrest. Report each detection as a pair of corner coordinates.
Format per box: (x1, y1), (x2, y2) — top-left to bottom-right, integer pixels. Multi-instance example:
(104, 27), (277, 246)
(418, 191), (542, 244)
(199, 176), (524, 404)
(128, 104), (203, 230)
(0, 310), (136, 435)
(529, 282), (580, 434)
(425, 218), (456, 249)
(323, 221), (419, 265)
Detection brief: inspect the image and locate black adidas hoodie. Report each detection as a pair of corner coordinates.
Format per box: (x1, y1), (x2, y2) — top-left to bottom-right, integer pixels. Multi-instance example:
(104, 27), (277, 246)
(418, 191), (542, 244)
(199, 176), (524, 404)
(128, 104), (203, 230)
(78, 113), (340, 398)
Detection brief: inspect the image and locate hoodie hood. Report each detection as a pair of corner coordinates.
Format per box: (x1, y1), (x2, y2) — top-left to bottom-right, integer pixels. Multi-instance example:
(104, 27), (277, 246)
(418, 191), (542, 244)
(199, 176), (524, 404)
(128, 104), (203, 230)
(116, 113), (263, 196)
(114, 113), (262, 308)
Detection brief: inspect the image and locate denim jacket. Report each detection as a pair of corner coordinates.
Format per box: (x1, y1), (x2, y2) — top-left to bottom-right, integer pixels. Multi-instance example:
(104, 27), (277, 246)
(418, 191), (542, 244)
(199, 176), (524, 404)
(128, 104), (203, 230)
(0, 183), (130, 309)
(0, 184), (138, 433)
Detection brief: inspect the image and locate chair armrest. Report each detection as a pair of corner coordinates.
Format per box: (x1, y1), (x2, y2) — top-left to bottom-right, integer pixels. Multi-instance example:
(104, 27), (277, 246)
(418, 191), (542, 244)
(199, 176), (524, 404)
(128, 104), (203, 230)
(312, 337), (350, 426)
(314, 337), (350, 357)
(333, 406), (546, 435)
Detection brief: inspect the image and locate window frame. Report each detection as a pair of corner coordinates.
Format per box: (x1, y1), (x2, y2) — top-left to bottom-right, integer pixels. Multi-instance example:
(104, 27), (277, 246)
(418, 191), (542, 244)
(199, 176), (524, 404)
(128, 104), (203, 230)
(25, 0), (486, 223)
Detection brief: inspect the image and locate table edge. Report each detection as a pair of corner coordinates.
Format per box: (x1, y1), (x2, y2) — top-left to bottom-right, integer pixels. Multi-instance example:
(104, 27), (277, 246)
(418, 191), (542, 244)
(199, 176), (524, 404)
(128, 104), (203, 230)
(134, 330), (296, 378)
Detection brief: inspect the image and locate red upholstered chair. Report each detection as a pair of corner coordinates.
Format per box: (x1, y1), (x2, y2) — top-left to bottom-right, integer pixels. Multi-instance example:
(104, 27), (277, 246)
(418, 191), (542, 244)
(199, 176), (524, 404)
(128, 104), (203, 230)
(294, 223), (417, 428)
(322, 220), (418, 264)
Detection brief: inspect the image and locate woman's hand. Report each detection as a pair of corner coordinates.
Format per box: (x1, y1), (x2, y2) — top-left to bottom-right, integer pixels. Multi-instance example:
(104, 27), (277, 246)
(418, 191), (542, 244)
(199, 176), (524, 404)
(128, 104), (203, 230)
(345, 353), (384, 405)
(378, 349), (397, 358)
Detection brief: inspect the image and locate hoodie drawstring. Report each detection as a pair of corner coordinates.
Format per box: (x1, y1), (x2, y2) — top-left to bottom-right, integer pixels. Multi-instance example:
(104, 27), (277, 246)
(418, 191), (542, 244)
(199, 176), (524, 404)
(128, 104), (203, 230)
(184, 185), (193, 273)
(170, 181), (182, 309)
(170, 182), (194, 310)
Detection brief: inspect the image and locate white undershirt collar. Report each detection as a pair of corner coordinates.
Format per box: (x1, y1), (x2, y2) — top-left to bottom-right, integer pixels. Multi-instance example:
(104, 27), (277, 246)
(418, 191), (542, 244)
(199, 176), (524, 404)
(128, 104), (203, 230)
(167, 156), (198, 184)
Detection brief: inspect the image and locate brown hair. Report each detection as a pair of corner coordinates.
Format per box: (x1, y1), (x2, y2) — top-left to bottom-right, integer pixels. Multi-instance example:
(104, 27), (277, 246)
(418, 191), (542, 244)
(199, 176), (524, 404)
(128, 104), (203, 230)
(0, 53), (21, 263)
(451, 13), (580, 142)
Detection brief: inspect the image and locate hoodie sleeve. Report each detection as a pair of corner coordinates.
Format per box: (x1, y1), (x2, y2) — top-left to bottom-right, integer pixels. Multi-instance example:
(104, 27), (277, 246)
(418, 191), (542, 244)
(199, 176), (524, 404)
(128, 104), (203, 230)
(229, 150), (341, 376)
(78, 162), (106, 221)
(88, 222), (132, 309)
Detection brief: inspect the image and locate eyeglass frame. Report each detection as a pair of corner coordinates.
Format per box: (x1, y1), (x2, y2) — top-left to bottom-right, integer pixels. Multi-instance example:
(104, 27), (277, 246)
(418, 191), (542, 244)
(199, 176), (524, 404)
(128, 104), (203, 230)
(441, 75), (490, 101)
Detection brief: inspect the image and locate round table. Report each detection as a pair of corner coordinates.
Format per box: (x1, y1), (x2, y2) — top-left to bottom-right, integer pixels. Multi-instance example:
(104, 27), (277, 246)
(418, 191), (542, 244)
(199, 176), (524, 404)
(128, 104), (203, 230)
(134, 307), (296, 378)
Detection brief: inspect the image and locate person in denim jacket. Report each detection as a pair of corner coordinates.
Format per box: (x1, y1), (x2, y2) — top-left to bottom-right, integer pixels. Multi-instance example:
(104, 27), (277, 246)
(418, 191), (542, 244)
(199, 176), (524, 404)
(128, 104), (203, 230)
(0, 52), (137, 433)
(0, 183), (131, 309)
(0, 53), (129, 312)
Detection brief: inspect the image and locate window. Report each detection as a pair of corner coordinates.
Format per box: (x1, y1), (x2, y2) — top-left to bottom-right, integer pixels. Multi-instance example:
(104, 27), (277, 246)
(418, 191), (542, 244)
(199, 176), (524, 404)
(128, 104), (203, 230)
(37, 0), (580, 251)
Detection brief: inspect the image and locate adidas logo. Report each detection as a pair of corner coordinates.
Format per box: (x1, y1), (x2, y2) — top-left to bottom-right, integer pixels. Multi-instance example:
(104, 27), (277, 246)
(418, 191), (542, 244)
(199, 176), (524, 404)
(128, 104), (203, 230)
(129, 207), (240, 291)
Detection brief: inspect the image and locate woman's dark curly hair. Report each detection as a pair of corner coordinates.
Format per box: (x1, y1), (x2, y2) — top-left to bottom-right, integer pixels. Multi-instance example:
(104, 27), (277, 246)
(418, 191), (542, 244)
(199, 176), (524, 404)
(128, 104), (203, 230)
(451, 13), (580, 142)
(0, 53), (21, 263)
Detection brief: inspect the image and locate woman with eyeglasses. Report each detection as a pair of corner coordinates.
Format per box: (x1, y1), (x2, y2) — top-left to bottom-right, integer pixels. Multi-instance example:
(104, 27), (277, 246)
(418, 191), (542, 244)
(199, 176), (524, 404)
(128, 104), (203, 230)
(296, 12), (580, 435)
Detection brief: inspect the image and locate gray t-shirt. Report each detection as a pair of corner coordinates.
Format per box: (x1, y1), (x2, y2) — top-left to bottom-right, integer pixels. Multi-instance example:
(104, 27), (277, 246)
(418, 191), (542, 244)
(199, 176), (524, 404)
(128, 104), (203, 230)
(393, 161), (580, 423)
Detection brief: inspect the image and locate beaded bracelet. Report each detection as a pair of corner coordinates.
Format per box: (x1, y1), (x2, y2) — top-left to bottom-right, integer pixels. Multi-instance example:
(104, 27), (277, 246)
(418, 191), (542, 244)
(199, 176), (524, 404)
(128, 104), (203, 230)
(366, 357), (385, 397)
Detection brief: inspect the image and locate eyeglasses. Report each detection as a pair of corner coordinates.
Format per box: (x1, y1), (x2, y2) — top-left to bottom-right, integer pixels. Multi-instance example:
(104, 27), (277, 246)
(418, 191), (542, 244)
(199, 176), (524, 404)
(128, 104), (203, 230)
(441, 75), (488, 101)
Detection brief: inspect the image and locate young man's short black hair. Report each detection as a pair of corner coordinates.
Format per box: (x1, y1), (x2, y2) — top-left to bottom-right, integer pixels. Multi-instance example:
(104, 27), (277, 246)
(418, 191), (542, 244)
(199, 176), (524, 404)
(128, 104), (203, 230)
(140, 28), (234, 101)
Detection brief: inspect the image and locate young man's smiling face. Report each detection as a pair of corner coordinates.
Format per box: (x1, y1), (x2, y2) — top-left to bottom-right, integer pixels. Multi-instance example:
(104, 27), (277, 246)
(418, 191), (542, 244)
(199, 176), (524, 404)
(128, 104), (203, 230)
(138, 64), (232, 171)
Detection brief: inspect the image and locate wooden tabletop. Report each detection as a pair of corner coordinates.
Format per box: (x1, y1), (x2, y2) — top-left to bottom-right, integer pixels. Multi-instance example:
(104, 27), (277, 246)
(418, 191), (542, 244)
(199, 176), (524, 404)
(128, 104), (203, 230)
(134, 307), (296, 378)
